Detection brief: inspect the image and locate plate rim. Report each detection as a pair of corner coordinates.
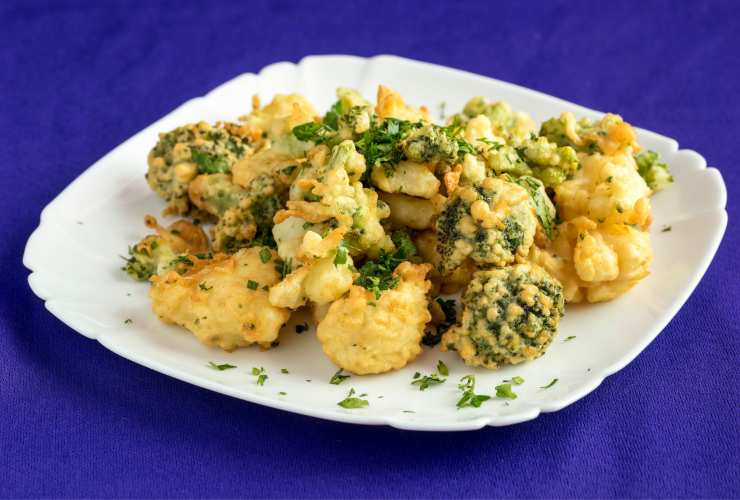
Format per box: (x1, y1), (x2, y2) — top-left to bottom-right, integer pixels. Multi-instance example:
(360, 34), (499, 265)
(22, 53), (729, 431)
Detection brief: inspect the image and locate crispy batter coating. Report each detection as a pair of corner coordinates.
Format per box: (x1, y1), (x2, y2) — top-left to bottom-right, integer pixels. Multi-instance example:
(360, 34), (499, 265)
(441, 264), (564, 369)
(150, 247), (290, 351)
(555, 153), (651, 229)
(316, 262), (432, 375)
(436, 176), (537, 274)
(268, 227), (354, 308)
(146, 121), (252, 215)
(528, 217), (652, 303)
(123, 216), (209, 281)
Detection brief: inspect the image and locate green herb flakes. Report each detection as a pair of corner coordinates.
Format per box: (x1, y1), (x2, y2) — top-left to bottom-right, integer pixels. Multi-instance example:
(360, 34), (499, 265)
(208, 362), (236, 371)
(330, 369), (350, 385)
(251, 367), (268, 386)
(495, 383), (518, 400)
(337, 388), (369, 409)
(456, 375), (491, 409)
(541, 378), (558, 389)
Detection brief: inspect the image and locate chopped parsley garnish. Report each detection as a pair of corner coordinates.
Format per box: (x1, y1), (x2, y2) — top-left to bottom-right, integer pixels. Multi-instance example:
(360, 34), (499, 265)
(356, 118), (418, 176)
(259, 248), (272, 263)
(337, 388), (368, 409)
(456, 375), (491, 409)
(295, 322), (309, 334)
(251, 367), (268, 386)
(504, 376), (524, 385)
(354, 231), (416, 299)
(564, 336), (576, 342)
(280, 368), (289, 374)
(208, 362), (236, 371)
(541, 378), (558, 389)
(246, 280), (259, 290)
(437, 360), (449, 377)
(278, 391), (287, 396)
(330, 369), (350, 385)
(509, 175), (555, 239)
(277, 257), (292, 279)
(411, 373), (445, 391)
(333, 242), (348, 266)
(661, 225), (672, 232)
(495, 383), (518, 400)
(198, 282), (213, 291)
(123, 318), (133, 325)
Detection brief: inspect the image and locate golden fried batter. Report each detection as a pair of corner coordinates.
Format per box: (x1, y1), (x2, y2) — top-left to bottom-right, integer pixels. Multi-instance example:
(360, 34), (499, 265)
(150, 247), (290, 351)
(316, 262), (432, 375)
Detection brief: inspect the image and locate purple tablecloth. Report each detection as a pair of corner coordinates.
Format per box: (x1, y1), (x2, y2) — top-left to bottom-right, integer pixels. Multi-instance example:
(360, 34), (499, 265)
(2, 1), (738, 498)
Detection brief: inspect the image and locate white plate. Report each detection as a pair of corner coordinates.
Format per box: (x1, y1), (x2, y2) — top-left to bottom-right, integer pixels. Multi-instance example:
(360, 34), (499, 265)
(23, 55), (727, 431)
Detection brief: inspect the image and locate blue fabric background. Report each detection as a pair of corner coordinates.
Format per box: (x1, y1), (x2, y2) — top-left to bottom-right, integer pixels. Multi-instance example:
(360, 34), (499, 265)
(1, 1), (738, 498)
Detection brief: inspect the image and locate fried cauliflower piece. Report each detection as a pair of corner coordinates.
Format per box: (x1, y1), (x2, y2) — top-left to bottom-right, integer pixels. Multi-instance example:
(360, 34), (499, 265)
(441, 263), (564, 369)
(277, 141), (393, 257)
(528, 217), (653, 303)
(240, 93), (318, 156)
(436, 176), (538, 274)
(375, 85), (429, 122)
(123, 216), (209, 281)
(371, 160), (440, 199)
(268, 227), (355, 309)
(146, 121), (252, 214)
(381, 192), (442, 230)
(316, 262), (432, 375)
(150, 247), (290, 351)
(555, 152), (652, 229)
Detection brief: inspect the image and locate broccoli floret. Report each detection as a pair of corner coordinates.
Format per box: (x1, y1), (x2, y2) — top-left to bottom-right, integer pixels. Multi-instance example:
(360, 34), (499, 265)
(441, 264), (565, 369)
(147, 122), (252, 214)
(436, 177), (537, 274)
(540, 113), (638, 156)
(213, 174), (285, 252)
(401, 124), (460, 165)
(635, 150), (673, 192)
(450, 97), (536, 143)
(483, 136), (578, 188)
(122, 236), (178, 281)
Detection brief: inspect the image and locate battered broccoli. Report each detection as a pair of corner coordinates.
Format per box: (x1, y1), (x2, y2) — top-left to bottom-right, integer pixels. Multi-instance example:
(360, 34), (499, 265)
(539, 112), (638, 156)
(146, 122), (252, 214)
(484, 136), (579, 188)
(450, 97), (536, 144)
(122, 217), (209, 281)
(436, 177), (537, 274)
(212, 174), (285, 252)
(441, 264), (564, 369)
(635, 150), (673, 192)
(123, 236), (178, 281)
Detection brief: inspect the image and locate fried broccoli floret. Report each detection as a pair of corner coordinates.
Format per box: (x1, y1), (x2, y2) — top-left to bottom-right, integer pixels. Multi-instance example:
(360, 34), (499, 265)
(212, 175), (285, 252)
(146, 122), (252, 214)
(483, 136), (579, 188)
(188, 173), (250, 217)
(436, 176), (537, 274)
(123, 217), (209, 281)
(401, 124), (461, 165)
(635, 150), (673, 192)
(441, 263), (564, 369)
(450, 97), (536, 144)
(539, 112), (639, 156)
(123, 235), (178, 281)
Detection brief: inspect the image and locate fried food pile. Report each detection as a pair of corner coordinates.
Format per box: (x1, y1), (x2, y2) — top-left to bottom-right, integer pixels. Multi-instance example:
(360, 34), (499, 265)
(124, 86), (671, 373)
